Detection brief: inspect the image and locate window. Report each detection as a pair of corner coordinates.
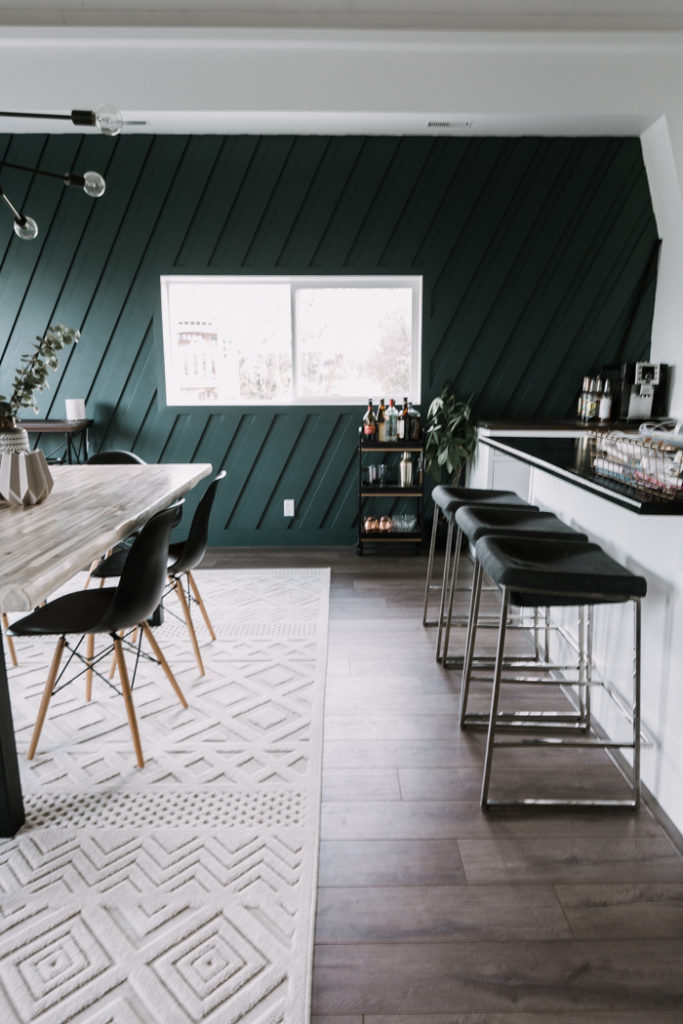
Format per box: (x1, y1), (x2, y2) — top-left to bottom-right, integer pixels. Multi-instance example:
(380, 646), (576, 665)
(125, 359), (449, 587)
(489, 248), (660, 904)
(160, 275), (421, 406)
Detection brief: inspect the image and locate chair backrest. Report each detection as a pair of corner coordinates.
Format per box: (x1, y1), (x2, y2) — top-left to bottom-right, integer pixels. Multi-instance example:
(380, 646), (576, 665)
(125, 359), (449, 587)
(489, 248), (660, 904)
(99, 500), (183, 632)
(168, 470), (226, 575)
(86, 450), (146, 465)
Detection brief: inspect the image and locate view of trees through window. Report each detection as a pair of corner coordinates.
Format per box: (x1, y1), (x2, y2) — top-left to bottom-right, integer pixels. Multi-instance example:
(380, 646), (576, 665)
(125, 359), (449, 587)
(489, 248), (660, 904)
(160, 276), (421, 406)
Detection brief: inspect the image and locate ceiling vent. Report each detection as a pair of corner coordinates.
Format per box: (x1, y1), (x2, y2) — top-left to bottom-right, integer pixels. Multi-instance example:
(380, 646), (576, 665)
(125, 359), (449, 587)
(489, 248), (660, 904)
(427, 120), (473, 129)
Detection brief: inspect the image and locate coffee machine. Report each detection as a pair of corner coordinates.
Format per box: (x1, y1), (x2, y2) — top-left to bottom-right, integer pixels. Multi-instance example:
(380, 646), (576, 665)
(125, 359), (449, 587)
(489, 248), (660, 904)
(617, 362), (669, 421)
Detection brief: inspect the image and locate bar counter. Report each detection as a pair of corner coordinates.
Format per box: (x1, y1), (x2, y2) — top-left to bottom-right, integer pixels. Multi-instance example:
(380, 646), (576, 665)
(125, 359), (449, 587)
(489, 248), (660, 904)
(481, 434), (683, 515)
(471, 428), (683, 839)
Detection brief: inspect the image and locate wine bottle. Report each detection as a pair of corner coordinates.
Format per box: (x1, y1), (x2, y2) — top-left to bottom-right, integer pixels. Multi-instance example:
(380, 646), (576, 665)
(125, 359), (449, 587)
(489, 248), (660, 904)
(397, 397), (410, 440)
(407, 399), (421, 440)
(362, 399), (377, 443)
(377, 398), (386, 443)
(386, 398), (399, 442)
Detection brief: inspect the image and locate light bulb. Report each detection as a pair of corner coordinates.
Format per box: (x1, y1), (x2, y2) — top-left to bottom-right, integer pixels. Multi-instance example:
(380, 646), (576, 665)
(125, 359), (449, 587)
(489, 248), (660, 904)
(94, 104), (123, 137)
(13, 216), (38, 241)
(82, 171), (106, 198)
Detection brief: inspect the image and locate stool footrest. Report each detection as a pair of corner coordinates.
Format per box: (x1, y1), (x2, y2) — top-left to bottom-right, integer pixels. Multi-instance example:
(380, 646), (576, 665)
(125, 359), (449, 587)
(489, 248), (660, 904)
(484, 797), (638, 809)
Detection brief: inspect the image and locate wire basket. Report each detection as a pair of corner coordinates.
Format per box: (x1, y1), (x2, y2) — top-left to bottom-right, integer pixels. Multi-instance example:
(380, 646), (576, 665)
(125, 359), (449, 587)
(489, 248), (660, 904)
(590, 431), (683, 501)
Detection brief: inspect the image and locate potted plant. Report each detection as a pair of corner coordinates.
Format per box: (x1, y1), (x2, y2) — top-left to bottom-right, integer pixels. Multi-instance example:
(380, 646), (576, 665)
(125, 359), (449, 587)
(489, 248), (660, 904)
(423, 381), (477, 484)
(0, 324), (80, 452)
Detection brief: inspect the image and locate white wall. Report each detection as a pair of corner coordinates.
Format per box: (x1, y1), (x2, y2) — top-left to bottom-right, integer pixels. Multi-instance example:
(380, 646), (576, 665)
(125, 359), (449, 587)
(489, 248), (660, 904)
(1, 26), (683, 405)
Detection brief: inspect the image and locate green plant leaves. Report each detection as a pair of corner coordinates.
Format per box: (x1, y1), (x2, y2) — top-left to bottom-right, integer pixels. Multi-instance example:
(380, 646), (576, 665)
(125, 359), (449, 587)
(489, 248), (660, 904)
(423, 380), (477, 483)
(0, 323), (80, 418)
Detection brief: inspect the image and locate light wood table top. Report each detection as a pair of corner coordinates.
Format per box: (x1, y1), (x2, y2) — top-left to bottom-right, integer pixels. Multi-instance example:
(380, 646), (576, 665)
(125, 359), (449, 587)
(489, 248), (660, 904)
(0, 462), (212, 613)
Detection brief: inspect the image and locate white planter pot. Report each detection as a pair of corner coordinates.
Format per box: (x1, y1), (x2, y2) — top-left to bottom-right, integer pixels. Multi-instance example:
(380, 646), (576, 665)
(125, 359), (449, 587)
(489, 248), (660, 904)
(0, 449), (54, 505)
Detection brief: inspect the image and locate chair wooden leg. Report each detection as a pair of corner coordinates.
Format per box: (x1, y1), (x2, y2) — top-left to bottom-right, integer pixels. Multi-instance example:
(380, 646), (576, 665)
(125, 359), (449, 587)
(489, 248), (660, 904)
(85, 633), (94, 700)
(141, 621), (188, 708)
(172, 577), (205, 675)
(28, 636), (66, 760)
(114, 636), (144, 768)
(2, 613), (17, 668)
(187, 571), (216, 641)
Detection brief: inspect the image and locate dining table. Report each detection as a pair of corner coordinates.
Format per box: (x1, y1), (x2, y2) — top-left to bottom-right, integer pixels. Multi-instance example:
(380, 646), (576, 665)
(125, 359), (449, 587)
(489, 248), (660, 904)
(0, 461), (213, 837)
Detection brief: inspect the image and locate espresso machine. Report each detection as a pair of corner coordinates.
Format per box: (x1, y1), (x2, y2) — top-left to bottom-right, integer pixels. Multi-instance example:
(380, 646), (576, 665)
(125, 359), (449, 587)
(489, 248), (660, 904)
(616, 362), (669, 421)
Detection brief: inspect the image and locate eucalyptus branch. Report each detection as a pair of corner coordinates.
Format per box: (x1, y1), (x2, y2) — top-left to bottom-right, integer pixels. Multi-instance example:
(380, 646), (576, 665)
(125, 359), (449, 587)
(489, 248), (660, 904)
(0, 324), (80, 418)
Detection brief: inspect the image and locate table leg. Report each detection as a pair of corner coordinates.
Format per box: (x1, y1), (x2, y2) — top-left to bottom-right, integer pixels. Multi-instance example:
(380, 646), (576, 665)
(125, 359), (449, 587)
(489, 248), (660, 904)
(0, 633), (24, 836)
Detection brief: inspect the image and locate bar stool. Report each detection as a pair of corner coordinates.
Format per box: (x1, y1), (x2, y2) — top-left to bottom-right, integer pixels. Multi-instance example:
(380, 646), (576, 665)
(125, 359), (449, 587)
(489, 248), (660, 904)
(453, 506), (590, 687)
(466, 534), (647, 809)
(422, 485), (534, 662)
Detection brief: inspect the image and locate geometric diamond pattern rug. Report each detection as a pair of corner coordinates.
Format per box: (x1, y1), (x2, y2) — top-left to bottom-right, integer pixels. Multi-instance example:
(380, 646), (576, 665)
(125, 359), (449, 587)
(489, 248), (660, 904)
(0, 568), (330, 1023)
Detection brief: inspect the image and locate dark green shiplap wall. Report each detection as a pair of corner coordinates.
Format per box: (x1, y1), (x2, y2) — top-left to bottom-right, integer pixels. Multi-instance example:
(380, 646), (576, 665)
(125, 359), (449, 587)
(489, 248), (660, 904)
(0, 133), (658, 546)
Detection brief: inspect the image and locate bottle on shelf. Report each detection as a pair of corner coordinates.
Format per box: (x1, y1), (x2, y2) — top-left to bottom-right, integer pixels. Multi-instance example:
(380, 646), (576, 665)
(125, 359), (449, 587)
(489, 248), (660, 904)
(599, 377), (613, 422)
(590, 377), (603, 423)
(578, 376), (591, 421)
(399, 451), (413, 487)
(397, 397), (410, 440)
(386, 398), (399, 442)
(362, 399), (377, 443)
(376, 398), (386, 443)
(407, 399), (421, 440)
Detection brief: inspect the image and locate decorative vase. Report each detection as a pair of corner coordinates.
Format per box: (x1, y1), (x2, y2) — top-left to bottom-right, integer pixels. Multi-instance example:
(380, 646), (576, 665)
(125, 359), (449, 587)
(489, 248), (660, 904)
(0, 449), (54, 505)
(0, 416), (30, 455)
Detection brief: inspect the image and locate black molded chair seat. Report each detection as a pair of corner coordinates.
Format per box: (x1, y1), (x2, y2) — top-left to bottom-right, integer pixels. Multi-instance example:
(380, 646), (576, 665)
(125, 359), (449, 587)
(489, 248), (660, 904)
(86, 450), (146, 465)
(11, 588), (120, 637)
(475, 536), (647, 606)
(91, 470), (226, 677)
(11, 501), (187, 768)
(456, 506), (589, 545)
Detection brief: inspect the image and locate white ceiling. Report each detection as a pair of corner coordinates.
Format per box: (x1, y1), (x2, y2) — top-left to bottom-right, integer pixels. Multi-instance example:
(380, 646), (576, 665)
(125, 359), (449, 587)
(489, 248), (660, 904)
(2, 0), (683, 30)
(0, 5), (682, 137)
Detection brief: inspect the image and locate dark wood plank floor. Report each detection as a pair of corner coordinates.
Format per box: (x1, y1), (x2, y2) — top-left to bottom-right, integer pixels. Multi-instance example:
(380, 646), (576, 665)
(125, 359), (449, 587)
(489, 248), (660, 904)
(204, 545), (683, 1023)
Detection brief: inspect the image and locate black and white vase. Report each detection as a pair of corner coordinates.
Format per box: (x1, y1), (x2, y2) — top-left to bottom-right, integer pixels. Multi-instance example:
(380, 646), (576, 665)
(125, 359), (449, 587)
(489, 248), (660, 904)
(0, 416), (30, 455)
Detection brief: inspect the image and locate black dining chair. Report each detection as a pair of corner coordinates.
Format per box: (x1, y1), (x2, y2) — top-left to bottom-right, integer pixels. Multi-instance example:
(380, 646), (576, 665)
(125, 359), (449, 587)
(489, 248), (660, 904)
(10, 501), (188, 768)
(91, 471), (226, 676)
(86, 450), (147, 466)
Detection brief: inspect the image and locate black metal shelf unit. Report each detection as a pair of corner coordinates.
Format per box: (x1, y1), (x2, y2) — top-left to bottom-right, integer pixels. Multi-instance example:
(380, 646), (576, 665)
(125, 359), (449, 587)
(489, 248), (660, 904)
(356, 435), (424, 554)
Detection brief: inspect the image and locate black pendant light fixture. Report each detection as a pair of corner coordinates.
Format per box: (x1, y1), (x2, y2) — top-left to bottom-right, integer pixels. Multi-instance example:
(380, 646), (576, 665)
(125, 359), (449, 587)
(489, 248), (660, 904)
(0, 104), (122, 241)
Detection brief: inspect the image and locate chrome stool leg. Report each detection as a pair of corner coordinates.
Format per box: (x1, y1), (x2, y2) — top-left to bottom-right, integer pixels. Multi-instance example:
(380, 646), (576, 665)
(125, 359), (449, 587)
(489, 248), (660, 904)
(422, 508), (442, 628)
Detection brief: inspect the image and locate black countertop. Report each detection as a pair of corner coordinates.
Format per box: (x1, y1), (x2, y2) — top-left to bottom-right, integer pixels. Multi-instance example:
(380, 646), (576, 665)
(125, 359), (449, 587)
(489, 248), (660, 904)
(482, 435), (683, 515)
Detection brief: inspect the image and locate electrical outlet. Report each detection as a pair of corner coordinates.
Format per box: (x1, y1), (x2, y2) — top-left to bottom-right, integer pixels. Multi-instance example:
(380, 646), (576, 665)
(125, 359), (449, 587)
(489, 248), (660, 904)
(283, 499), (295, 517)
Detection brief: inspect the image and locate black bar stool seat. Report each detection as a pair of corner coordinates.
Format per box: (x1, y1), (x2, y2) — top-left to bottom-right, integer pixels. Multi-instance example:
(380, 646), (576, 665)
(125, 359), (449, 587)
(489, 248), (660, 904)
(468, 534), (647, 809)
(424, 484), (535, 662)
(455, 508), (590, 712)
(477, 536), (647, 606)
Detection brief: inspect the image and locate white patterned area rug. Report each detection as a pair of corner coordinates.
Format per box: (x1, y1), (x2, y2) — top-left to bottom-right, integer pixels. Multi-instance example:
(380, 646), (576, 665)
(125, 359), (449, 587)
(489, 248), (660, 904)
(0, 567), (330, 1024)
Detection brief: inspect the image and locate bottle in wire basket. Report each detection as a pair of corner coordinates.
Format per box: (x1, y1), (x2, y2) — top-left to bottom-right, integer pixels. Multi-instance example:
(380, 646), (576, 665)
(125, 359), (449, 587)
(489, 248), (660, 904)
(376, 398), (386, 443)
(362, 399), (377, 443)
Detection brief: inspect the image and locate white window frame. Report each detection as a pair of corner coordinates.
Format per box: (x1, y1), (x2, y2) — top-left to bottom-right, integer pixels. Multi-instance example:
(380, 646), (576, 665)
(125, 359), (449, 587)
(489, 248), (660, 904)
(159, 274), (422, 407)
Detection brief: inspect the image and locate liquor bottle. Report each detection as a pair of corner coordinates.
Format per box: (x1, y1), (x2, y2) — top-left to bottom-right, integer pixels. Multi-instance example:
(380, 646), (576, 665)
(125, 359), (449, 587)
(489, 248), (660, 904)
(376, 398), (386, 443)
(589, 377), (603, 423)
(599, 377), (613, 422)
(362, 399), (377, 443)
(397, 397), (410, 441)
(407, 399), (421, 440)
(578, 377), (590, 421)
(386, 398), (399, 442)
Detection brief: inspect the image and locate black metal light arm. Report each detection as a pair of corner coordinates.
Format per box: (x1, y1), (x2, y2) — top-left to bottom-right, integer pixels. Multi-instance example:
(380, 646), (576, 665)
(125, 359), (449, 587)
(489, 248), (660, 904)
(0, 160), (106, 197)
(0, 105), (123, 136)
(0, 186), (38, 240)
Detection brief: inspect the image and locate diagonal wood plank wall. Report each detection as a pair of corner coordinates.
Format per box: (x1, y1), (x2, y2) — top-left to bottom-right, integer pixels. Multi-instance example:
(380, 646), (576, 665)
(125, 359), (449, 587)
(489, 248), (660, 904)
(0, 134), (658, 546)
